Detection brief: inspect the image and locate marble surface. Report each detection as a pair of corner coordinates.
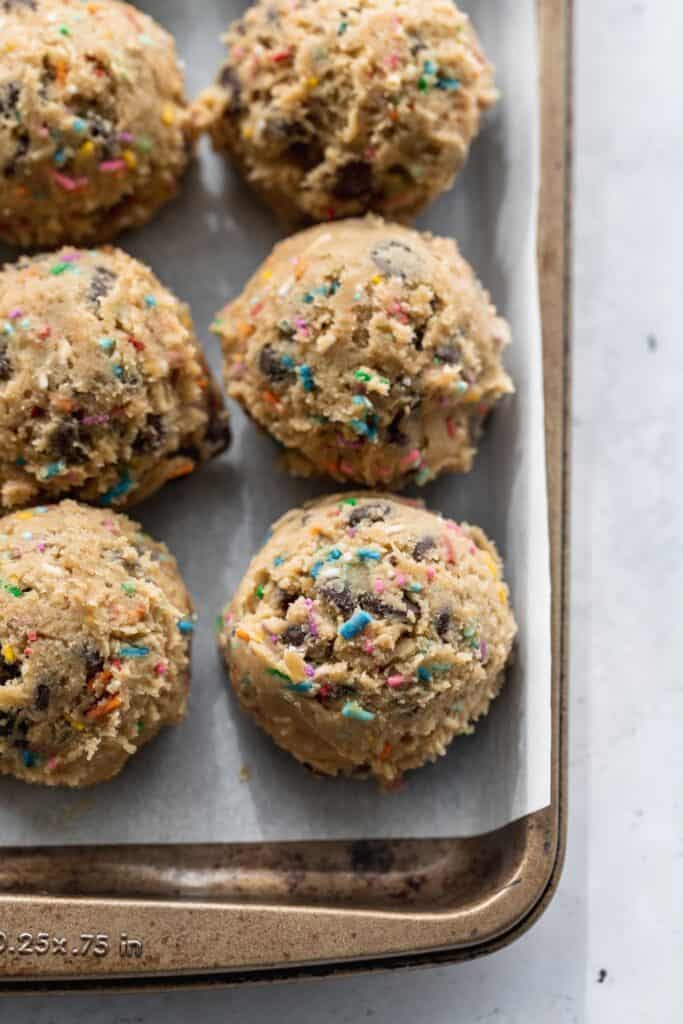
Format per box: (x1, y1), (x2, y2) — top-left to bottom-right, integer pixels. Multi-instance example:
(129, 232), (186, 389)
(2, 0), (682, 1019)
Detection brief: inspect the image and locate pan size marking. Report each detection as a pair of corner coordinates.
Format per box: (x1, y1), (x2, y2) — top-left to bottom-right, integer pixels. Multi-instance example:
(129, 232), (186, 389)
(0, 931), (144, 959)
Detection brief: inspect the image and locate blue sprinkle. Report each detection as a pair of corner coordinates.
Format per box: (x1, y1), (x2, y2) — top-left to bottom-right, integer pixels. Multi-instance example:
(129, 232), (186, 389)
(113, 365), (124, 378)
(437, 76), (461, 91)
(43, 461), (64, 480)
(352, 395), (371, 407)
(357, 548), (381, 562)
(327, 548), (342, 561)
(98, 337), (115, 353)
(280, 354), (295, 369)
(72, 117), (87, 133)
(341, 700), (375, 722)
(423, 59), (438, 75)
(144, 295), (157, 308)
(177, 618), (195, 634)
(22, 750), (36, 768)
(418, 666), (432, 682)
(285, 681), (314, 694)
(53, 147), (67, 166)
(302, 292), (315, 304)
(99, 471), (133, 506)
(349, 419), (370, 437)
(273, 555), (286, 566)
(2, 323), (14, 336)
(119, 645), (150, 658)
(299, 365), (315, 392)
(409, 582), (423, 593)
(15, 457), (26, 467)
(35, 507), (48, 514)
(339, 610), (372, 640)
(310, 560), (324, 580)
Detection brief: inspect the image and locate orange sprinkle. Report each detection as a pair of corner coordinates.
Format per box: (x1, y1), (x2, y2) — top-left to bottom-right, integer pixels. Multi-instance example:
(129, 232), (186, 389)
(55, 60), (69, 86)
(88, 669), (113, 691)
(379, 742), (393, 761)
(85, 695), (123, 721)
(235, 628), (251, 642)
(167, 459), (195, 481)
(262, 389), (281, 407)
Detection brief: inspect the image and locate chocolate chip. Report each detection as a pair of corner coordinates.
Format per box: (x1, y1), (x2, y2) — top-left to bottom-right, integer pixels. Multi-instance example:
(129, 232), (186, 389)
(287, 137), (324, 171)
(412, 537), (435, 561)
(204, 403), (231, 451)
(132, 414), (165, 455)
(87, 266), (117, 306)
(219, 66), (242, 113)
(371, 240), (423, 283)
(0, 344), (11, 383)
(258, 344), (290, 382)
(0, 82), (20, 119)
(332, 160), (374, 201)
(348, 503), (391, 528)
(358, 593), (408, 621)
(80, 644), (104, 680)
(434, 343), (462, 365)
(0, 713), (16, 737)
(34, 684), (50, 711)
(319, 580), (356, 617)
(281, 624), (308, 647)
(0, 652), (21, 683)
(412, 323), (427, 351)
(435, 609), (451, 638)
(278, 588), (300, 611)
(403, 591), (422, 619)
(50, 419), (90, 463)
(3, 132), (29, 177)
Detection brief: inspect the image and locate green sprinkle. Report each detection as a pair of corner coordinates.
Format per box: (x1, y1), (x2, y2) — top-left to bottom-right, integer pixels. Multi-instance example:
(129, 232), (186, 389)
(267, 667), (292, 683)
(136, 720), (145, 734)
(0, 578), (23, 598)
(338, 20), (348, 34)
(59, 25), (71, 36)
(255, 584), (265, 600)
(354, 369), (372, 382)
(341, 700), (375, 722)
(341, 497), (358, 506)
(50, 262), (74, 276)
(121, 582), (136, 596)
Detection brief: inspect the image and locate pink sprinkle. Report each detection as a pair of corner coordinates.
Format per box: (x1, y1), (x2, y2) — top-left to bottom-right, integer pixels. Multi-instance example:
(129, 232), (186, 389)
(427, 567), (436, 582)
(387, 674), (405, 688)
(154, 662), (167, 675)
(9, 308), (22, 319)
(363, 638), (374, 654)
(304, 663), (315, 678)
(81, 413), (109, 426)
(400, 448), (421, 470)
(52, 170), (89, 191)
(308, 613), (319, 638)
(99, 159), (126, 173)
(347, 527), (357, 538)
(442, 534), (456, 564)
(117, 131), (134, 143)
(396, 573), (407, 587)
(36, 542), (46, 553)
(377, 465), (392, 480)
(61, 251), (80, 262)
(374, 579), (385, 594)
(27, 630), (38, 642)
(46, 757), (60, 772)
(340, 460), (355, 476)
(293, 317), (309, 335)
(480, 640), (488, 661)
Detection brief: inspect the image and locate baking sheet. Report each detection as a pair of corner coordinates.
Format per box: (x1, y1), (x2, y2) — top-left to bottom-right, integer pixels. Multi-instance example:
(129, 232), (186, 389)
(0, 0), (551, 843)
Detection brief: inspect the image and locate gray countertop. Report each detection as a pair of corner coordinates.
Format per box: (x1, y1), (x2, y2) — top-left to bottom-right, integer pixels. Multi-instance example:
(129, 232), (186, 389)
(2, 0), (681, 1019)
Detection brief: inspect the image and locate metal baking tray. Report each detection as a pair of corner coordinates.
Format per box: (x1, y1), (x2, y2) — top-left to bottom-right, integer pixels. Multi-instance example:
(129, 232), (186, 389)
(0, 0), (571, 991)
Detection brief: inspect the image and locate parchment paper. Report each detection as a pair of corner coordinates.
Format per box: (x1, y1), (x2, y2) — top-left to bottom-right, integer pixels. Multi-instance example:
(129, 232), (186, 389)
(0, 0), (551, 844)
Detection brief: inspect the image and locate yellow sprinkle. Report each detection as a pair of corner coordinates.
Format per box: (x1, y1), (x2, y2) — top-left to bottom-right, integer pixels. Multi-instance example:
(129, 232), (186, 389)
(498, 585), (508, 606)
(463, 388), (483, 405)
(66, 715), (85, 732)
(370, 274), (383, 285)
(16, 511), (34, 521)
(483, 552), (500, 579)
(260, 269), (273, 282)
(306, 76), (319, 88)
(122, 148), (137, 168)
(79, 140), (95, 157)
(2, 644), (15, 664)
(241, 125), (253, 139)
(161, 104), (176, 125)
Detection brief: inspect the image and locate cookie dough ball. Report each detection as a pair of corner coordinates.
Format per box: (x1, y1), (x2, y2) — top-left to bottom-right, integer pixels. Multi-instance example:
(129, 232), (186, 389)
(0, 0), (194, 248)
(197, 0), (496, 223)
(218, 493), (517, 784)
(0, 246), (230, 511)
(214, 217), (511, 488)
(0, 501), (193, 786)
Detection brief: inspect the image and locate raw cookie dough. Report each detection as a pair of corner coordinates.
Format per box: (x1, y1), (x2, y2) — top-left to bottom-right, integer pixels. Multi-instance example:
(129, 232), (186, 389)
(0, 246), (230, 511)
(196, 0), (496, 223)
(213, 217), (511, 489)
(218, 493), (517, 784)
(0, 0), (194, 248)
(0, 501), (193, 787)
